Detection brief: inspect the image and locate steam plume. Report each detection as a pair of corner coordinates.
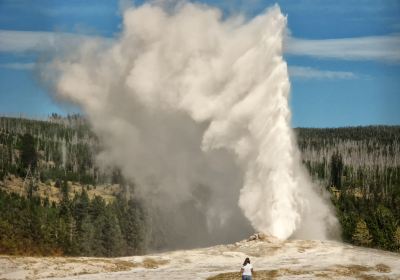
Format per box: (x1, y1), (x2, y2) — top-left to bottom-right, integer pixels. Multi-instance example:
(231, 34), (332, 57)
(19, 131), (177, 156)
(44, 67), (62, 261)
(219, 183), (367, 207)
(49, 2), (338, 247)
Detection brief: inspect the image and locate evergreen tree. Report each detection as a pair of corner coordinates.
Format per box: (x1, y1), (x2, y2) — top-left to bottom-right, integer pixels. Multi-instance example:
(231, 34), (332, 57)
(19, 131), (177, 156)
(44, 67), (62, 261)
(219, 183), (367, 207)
(352, 219), (373, 246)
(78, 215), (95, 255)
(102, 206), (126, 257)
(330, 151), (343, 189)
(394, 226), (400, 252)
(372, 205), (397, 249)
(20, 133), (37, 171)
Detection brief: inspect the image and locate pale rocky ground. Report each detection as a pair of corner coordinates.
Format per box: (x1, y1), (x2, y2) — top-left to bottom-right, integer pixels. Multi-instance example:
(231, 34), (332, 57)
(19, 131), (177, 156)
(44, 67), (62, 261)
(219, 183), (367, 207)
(1, 234), (400, 280)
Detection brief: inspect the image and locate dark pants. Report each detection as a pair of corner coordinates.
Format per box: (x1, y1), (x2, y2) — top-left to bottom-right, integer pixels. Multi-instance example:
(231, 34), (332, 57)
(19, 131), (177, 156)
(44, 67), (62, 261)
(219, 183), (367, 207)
(242, 275), (252, 280)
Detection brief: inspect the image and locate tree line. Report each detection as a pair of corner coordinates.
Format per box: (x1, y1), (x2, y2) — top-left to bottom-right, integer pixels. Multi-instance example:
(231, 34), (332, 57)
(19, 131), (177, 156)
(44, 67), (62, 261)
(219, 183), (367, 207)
(0, 181), (147, 256)
(296, 126), (400, 251)
(1, 117), (399, 255)
(0, 116), (100, 185)
(0, 116), (148, 256)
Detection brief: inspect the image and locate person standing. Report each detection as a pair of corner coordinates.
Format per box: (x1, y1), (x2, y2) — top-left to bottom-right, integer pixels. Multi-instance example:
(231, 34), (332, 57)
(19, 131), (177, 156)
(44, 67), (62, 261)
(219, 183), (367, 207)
(241, 257), (253, 280)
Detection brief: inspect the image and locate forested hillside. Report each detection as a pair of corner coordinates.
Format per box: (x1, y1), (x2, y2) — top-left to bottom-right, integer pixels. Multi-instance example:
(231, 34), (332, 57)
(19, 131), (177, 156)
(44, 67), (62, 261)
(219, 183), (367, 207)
(0, 114), (98, 184)
(0, 115), (147, 256)
(0, 116), (399, 256)
(296, 126), (400, 251)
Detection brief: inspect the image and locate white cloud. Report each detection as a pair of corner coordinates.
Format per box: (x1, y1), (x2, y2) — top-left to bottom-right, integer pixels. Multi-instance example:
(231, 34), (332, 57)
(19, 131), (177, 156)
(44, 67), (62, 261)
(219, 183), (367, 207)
(0, 30), (109, 53)
(2, 29), (399, 64)
(288, 66), (357, 80)
(0, 62), (35, 70)
(285, 35), (400, 63)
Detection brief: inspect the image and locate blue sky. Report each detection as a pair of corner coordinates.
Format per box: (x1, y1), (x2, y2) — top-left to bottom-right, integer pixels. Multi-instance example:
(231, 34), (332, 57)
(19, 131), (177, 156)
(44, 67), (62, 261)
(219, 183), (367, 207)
(0, 0), (399, 127)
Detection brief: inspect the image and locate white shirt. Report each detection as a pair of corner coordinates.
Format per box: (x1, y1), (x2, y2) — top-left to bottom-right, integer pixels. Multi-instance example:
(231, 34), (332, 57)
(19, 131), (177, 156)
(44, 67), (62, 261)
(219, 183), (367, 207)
(242, 263), (253, 276)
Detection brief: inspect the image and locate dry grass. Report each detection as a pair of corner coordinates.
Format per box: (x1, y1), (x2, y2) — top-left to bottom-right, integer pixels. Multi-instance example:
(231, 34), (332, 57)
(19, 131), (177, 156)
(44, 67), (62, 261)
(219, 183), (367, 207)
(207, 263), (393, 280)
(336, 264), (372, 273)
(207, 269), (311, 280)
(109, 260), (137, 272)
(0, 175), (119, 204)
(142, 258), (169, 269)
(375, 263), (391, 273)
(44, 258), (139, 274)
(207, 271), (242, 280)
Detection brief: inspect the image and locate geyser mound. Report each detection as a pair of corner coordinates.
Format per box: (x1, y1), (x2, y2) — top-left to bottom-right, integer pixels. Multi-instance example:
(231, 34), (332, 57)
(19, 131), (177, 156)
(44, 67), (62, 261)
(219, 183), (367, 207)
(49, 2), (338, 248)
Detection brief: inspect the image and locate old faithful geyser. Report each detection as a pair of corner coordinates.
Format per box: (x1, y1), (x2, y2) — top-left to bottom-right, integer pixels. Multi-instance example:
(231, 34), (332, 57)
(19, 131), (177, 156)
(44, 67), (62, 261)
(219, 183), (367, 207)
(51, 2), (337, 245)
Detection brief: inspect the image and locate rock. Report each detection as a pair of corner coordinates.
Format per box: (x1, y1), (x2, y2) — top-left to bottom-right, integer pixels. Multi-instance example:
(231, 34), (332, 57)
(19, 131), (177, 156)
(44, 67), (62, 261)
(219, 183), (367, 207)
(247, 232), (280, 243)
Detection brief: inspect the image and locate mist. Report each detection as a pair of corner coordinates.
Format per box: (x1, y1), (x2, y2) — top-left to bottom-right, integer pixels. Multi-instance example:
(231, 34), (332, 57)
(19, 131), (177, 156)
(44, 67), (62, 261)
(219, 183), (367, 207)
(48, 2), (338, 249)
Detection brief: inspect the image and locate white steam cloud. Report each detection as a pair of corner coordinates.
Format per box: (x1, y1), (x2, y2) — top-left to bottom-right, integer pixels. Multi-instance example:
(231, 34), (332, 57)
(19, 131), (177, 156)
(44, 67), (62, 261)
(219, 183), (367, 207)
(49, 2), (338, 246)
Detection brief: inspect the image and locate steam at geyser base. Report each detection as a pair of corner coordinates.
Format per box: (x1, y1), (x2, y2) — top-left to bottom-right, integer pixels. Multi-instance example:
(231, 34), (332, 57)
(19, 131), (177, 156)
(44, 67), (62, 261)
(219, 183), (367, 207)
(49, 2), (338, 249)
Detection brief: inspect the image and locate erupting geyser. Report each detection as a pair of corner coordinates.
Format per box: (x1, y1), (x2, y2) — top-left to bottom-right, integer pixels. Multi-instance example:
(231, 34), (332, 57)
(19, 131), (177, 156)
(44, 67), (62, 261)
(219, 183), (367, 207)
(49, 2), (338, 246)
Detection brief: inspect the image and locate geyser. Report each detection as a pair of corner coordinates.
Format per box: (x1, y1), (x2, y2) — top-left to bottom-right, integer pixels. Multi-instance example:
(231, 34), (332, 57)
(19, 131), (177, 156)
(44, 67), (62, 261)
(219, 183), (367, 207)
(49, 2), (338, 247)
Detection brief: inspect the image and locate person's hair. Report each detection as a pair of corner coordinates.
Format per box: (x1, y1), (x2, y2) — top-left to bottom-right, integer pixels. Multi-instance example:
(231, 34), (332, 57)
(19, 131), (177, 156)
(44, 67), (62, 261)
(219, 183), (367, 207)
(243, 257), (250, 266)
